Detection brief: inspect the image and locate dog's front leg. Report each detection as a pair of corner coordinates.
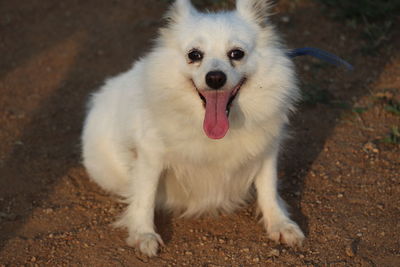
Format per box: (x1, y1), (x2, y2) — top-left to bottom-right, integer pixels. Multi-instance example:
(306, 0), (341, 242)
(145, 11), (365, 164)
(255, 149), (305, 247)
(116, 148), (164, 256)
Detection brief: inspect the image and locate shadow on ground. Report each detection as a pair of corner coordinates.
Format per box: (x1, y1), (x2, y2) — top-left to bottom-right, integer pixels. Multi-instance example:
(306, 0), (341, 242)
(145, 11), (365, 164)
(0, 0), (167, 249)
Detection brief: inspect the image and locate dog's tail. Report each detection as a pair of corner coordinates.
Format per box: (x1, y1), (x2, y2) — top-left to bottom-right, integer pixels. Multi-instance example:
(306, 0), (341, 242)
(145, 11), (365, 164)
(287, 47), (353, 71)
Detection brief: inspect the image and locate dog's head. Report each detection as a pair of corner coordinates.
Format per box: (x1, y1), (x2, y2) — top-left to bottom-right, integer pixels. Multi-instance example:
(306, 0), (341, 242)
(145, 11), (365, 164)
(157, 0), (288, 139)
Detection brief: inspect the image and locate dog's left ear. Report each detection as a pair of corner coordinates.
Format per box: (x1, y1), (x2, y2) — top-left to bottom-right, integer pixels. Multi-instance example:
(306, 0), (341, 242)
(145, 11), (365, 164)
(166, 0), (198, 24)
(236, 0), (272, 27)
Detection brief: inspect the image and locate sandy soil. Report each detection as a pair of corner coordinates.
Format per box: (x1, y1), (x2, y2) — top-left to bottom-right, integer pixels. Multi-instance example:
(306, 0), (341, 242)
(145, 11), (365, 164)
(0, 0), (399, 266)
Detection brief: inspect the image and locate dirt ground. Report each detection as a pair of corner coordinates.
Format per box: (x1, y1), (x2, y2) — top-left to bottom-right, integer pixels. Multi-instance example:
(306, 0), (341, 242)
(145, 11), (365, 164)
(0, 0), (399, 266)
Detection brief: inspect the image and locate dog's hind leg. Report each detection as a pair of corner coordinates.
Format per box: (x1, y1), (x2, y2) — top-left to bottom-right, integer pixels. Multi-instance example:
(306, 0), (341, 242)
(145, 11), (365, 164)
(255, 149), (305, 247)
(114, 145), (165, 257)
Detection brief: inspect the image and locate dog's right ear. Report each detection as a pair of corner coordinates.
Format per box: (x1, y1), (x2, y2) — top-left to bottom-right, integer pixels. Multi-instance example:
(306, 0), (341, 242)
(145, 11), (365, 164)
(165, 0), (198, 24)
(236, 0), (272, 27)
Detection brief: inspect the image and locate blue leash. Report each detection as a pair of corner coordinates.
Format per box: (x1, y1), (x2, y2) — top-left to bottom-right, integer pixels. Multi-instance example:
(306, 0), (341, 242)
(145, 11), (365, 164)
(287, 47), (353, 71)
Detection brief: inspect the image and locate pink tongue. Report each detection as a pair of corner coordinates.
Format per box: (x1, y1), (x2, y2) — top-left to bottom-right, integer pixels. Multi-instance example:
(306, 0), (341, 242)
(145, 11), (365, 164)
(200, 90), (231, 139)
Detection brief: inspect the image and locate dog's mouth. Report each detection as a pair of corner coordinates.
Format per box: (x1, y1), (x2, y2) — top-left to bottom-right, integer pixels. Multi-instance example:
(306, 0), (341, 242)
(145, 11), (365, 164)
(195, 79), (246, 140)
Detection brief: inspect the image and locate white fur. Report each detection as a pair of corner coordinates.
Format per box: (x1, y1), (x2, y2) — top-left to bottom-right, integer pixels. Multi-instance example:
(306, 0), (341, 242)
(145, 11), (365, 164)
(82, 0), (304, 256)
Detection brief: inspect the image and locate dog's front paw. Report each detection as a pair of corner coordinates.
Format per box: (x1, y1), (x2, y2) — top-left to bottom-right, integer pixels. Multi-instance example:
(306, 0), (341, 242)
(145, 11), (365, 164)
(267, 220), (305, 247)
(127, 232), (164, 257)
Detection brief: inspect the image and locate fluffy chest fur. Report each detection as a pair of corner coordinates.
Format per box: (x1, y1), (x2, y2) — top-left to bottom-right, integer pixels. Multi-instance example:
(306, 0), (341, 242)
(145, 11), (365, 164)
(159, 147), (264, 216)
(153, 114), (275, 215)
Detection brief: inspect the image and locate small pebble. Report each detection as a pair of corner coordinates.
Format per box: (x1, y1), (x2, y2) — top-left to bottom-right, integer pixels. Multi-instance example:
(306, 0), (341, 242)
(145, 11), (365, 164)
(43, 208), (54, 214)
(363, 142), (379, 153)
(267, 248), (280, 257)
(281, 16), (290, 23)
(345, 245), (355, 257)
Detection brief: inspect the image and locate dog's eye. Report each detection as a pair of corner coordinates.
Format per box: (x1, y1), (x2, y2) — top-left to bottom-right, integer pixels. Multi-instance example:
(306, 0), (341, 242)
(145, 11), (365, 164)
(188, 49), (203, 62)
(228, 49), (245, 61)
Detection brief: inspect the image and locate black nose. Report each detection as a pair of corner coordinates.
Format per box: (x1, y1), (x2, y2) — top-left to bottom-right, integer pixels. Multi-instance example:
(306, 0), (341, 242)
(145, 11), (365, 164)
(205, 71), (227, 90)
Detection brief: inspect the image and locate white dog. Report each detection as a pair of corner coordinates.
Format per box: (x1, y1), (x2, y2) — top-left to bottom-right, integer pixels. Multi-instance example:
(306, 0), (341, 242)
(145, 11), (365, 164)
(82, 0), (305, 256)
